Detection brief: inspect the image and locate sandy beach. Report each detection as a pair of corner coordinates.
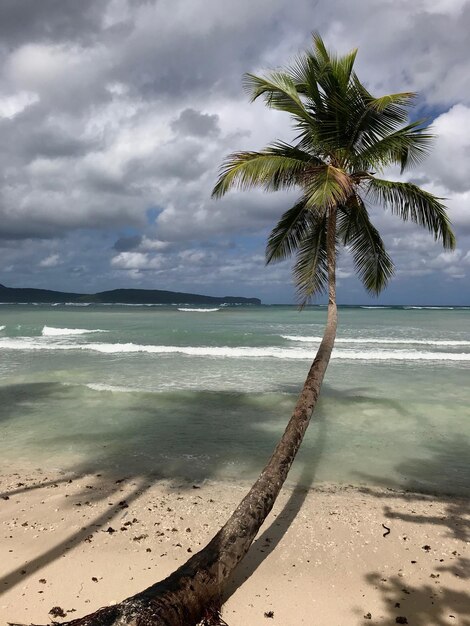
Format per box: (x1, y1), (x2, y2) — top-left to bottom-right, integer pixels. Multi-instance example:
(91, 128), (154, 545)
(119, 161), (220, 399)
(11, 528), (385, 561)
(1, 470), (468, 626)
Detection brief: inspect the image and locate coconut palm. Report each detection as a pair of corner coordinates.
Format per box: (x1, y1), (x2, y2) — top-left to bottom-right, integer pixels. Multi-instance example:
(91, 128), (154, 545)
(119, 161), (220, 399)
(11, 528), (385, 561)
(16, 35), (455, 626)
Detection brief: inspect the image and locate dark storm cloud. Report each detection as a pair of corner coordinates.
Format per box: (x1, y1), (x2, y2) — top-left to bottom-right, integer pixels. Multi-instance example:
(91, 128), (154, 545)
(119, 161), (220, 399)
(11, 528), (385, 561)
(113, 235), (143, 251)
(110, 2), (288, 101)
(0, 0), (105, 47)
(171, 109), (220, 137)
(0, 105), (97, 160)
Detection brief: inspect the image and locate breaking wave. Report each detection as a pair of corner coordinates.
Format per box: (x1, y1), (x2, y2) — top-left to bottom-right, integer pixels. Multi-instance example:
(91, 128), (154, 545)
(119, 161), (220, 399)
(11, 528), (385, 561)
(178, 308), (220, 312)
(403, 306), (455, 310)
(1, 338), (469, 361)
(41, 326), (108, 336)
(85, 383), (139, 393)
(281, 335), (470, 347)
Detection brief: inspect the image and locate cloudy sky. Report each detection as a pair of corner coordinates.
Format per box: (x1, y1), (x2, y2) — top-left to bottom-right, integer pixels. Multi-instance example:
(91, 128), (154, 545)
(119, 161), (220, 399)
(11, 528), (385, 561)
(1, 0), (469, 304)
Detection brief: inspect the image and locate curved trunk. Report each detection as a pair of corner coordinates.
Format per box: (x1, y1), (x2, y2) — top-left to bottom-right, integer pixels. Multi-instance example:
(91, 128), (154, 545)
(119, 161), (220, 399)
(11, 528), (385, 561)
(12, 212), (338, 626)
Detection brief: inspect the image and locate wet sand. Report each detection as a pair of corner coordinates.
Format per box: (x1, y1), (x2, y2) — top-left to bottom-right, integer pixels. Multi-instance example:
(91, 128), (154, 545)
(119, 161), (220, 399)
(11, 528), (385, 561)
(1, 470), (469, 626)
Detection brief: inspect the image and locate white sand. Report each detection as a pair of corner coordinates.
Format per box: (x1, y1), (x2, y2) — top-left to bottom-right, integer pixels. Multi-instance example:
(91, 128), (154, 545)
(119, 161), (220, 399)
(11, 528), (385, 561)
(1, 470), (468, 626)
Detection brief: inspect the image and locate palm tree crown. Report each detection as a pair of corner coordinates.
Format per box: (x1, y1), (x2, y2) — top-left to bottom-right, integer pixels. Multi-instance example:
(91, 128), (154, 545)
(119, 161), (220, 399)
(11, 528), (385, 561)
(212, 34), (455, 302)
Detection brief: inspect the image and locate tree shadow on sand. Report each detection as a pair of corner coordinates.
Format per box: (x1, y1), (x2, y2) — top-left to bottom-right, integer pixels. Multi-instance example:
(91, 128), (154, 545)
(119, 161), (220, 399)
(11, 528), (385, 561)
(0, 378), (425, 603)
(0, 383), (306, 596)
(356, 434), (470, 539)
(358, 436), (470, 625)
(223, 408), (327, 601)
(0, 480), (148, 597)
(2, 378), (468, 621)
(359, 573), (470, 626)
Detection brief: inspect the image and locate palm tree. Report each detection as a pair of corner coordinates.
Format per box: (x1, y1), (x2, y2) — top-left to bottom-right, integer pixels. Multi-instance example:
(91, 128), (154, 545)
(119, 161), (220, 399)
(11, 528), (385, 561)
(15, 35), (455, 626)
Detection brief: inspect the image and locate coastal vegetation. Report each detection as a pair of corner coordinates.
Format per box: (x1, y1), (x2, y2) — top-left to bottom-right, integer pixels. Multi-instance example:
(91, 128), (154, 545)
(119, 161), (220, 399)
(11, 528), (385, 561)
(13, 34), (455, 626)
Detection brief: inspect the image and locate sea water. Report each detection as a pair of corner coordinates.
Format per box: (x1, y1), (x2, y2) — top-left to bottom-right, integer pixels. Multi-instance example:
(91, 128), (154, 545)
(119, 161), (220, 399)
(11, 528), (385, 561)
(0, 304), (469, 496)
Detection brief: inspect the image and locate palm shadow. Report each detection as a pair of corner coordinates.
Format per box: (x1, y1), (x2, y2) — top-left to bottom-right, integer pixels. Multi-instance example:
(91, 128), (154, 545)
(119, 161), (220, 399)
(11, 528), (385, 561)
(0, 480), (147, 595)
(358, 436), (470, 625)
(358, 572), (470, 626)
(0, 383), (304, 595)
(356, 434), (470, 540)
(0, 382), (70, 425)
(223, 406), (327, 601)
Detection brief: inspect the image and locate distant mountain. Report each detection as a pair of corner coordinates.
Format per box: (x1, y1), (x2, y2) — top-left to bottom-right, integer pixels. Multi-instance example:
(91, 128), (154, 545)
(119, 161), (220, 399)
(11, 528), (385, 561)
(0, 284), (261, 305)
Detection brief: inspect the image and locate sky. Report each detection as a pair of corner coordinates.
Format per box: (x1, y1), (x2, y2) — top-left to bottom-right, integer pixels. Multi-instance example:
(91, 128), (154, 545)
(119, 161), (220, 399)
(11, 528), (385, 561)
(0, 0), (469, 305)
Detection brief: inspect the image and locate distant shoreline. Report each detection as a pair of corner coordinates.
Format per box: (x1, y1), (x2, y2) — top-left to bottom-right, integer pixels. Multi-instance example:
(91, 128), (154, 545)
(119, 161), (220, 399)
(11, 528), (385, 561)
(0, 284), (261, 306)
(1, 301), (468, 308)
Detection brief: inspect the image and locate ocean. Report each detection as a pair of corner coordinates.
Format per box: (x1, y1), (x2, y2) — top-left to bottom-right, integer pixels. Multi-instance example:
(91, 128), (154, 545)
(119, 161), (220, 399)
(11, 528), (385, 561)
(0, 304), (469, 496)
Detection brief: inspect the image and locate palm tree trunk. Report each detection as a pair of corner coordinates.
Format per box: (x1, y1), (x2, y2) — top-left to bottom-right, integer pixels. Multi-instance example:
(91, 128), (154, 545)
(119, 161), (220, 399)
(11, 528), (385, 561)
(13, 211), (338, 626)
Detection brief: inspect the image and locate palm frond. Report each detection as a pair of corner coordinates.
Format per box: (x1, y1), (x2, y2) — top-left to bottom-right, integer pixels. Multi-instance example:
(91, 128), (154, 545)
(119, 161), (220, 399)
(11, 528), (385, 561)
(368, 92), (416, 114)
(312, 32), (331, 64)
(266, 196), (311, 263)
(243, 72), (312, 123)
(304, 165), (353, 209)
(345, 87), (417, 158)
(354, 120), (434, 172)
(287, 52), (325, 112)
(367, 178), (456, 249)
(212, 35), (453, 303)
(329, 48), (358, 91)
(212, 144), (314, 198)
(292, 211), (329, 304)
(338, 196), (394, 294)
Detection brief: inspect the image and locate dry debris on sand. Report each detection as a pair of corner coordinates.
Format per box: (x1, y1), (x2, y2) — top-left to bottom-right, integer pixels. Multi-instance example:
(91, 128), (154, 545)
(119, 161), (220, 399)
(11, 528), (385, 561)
(0, 470), (468, 625)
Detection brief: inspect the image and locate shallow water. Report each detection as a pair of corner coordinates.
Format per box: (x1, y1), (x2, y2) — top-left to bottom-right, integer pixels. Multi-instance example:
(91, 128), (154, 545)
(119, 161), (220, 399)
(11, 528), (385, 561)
(0, 304), (469, 496)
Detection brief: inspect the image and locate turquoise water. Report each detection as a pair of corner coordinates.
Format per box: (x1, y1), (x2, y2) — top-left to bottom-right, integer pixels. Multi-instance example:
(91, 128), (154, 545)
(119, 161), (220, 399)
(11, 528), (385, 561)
(0, 304), (469, 496)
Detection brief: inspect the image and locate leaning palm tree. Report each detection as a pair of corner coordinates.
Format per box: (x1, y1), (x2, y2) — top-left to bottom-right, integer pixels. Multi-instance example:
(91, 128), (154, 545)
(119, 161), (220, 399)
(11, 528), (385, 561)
(14, 35), (455, 626)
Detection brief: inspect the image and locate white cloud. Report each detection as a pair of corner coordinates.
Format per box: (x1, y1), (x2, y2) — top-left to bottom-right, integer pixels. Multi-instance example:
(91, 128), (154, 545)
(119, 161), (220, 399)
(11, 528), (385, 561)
(0, 91), (38, 118)
(111, 251), (165, 270)
(39, 253), (60, 268)
(420, 105), (470, 194)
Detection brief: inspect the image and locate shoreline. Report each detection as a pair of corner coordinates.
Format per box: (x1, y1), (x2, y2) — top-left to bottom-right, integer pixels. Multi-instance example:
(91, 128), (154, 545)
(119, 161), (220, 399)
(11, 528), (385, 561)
(1, 469), (468, 625)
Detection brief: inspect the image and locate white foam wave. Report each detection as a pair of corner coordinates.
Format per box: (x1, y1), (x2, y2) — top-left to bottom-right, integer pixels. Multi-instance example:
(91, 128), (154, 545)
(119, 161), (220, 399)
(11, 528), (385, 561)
(403, 306), (455, 310)
(360, 306), (392, 309)
(281, 335), (470, 347)
(1, 338), (469, 361)
(0, 325), (5, 331)
(85, 383), (138, 393)
(41, 326), (108, 336)
(99, 303), (168, 306)
(178, 307), (220, 312)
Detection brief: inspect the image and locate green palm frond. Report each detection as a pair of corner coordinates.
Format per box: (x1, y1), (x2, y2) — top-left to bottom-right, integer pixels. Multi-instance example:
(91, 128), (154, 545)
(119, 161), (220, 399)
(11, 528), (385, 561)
(266, 197), (311, 263)
(338, 196), (394, 294)
(304, 165), (352, 209)
(243, 72), (312, 123)
(212, 34), (456, 301)
(354, 120), (434, 172)
(311, 33), (357, 92)
(287, 52), (325, 111)
(292, 210), (329, 305)
(345, 88), (417, 157)
(367, 92), (416, 115)
(312, 32), (331, 64)
(367, 178), (456, 249)
(212, 144), (315, 198)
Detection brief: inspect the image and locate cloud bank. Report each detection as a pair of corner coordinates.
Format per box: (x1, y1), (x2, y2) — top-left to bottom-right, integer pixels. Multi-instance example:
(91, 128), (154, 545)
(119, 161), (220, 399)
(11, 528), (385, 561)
(1, 0), (469, 303)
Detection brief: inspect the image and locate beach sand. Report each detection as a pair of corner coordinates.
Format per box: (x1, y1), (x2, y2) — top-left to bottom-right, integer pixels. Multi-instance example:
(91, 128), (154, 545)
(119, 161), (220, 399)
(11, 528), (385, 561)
(0, 470), (468, 626)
